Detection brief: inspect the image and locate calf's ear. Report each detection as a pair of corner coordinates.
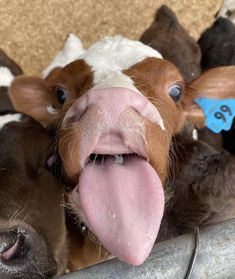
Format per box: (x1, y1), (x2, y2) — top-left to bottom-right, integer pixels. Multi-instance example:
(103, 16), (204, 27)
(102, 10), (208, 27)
(182, 66), (235, 130)
(9, 76), (58, 126)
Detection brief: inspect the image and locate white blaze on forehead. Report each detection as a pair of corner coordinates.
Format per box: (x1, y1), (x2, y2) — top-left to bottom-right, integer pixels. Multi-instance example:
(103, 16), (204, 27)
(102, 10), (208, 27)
(0, 113), (22, 129)
(81, 36), (165, 130)
(0, 67), (14, 87)
(81, 35), (162, 92)
(42, 33), (85, 78)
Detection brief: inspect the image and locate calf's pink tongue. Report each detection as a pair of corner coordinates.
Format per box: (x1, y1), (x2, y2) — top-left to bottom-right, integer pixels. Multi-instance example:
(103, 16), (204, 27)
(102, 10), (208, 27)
(78, 156), (164, 266)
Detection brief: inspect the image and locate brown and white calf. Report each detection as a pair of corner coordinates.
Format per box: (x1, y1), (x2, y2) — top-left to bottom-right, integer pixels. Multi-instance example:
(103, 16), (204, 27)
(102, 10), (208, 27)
(0, 113), (67, 278)
(8, 36), (235, 266)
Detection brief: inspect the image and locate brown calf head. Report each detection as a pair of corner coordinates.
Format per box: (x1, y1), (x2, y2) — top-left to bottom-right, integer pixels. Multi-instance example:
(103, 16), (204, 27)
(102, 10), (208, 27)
(140, 5), (201, 82)
(8, 36), (235, 266)
(0, 113), (67, 278)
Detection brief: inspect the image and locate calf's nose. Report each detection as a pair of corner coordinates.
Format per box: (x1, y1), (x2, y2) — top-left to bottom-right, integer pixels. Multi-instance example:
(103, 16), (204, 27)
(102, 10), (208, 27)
(64, 87), (164, 128)
(0, 229), (18, 261)
(0, 229), (25, 262)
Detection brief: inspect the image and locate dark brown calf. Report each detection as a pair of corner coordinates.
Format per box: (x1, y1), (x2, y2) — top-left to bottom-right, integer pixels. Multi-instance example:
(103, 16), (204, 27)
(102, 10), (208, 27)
(166, 134), (235, 234)
(140, 5), (201, 82)
(0, 113), (67, 278)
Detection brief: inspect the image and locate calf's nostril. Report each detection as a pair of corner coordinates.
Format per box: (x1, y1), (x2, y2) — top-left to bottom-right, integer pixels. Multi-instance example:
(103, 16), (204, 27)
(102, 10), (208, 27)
(64, 87), (165, 129)
(0, 229), (24, 261)
(0, 230), (18, 253)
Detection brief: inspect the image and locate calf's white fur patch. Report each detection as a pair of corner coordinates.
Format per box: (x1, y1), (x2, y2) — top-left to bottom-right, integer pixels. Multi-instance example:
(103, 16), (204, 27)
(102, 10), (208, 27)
(217, 0), (235, 23)
(81, 35), (162, 92)
(192, 128), (198, 141)
(0, 113), (22, 129)
(42, 33), (85, 78)
(0, 67), (14, 87)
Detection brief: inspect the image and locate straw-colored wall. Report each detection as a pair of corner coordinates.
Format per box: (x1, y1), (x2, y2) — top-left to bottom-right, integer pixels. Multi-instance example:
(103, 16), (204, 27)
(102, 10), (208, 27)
(0, 0), (221, 75)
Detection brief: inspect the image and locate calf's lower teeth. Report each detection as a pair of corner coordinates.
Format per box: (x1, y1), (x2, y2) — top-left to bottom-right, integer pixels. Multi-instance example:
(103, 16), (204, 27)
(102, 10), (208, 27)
(115, 155), (123, 164)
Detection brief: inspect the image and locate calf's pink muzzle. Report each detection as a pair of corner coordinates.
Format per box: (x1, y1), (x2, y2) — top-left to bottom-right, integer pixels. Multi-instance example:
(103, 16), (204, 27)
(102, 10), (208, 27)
(63, 87), (165, 266)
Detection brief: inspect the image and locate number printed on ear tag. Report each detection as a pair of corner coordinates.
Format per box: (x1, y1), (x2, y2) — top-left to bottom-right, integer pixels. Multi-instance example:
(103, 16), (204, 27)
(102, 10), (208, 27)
(194, 97), (235, 133)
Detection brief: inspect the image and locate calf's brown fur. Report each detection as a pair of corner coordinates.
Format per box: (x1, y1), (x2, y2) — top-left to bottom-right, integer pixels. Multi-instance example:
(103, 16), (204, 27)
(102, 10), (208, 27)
(0, 48), (23, 112)
(8, 36), (235, 266)
(140, 5), (201, 82)
(0, 114), (67, 278)
(139, 6), (235, 233)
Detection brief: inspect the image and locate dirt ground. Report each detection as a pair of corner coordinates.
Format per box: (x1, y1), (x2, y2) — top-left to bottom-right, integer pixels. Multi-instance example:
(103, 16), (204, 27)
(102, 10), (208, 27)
(0, 0), (221, 75)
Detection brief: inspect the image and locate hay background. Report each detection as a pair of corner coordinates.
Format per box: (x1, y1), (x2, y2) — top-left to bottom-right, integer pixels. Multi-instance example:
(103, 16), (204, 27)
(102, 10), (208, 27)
(0, 0), (221, 75)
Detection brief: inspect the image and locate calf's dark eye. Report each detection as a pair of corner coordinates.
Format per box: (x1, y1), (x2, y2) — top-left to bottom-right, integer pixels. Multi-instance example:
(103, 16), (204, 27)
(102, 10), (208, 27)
(168, 84), (182, 102)
(56, 87), (68, 104)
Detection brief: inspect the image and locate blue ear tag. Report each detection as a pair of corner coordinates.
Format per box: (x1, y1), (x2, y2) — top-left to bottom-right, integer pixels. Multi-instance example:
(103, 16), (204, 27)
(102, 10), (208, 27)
(194, 97), (235, 133)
